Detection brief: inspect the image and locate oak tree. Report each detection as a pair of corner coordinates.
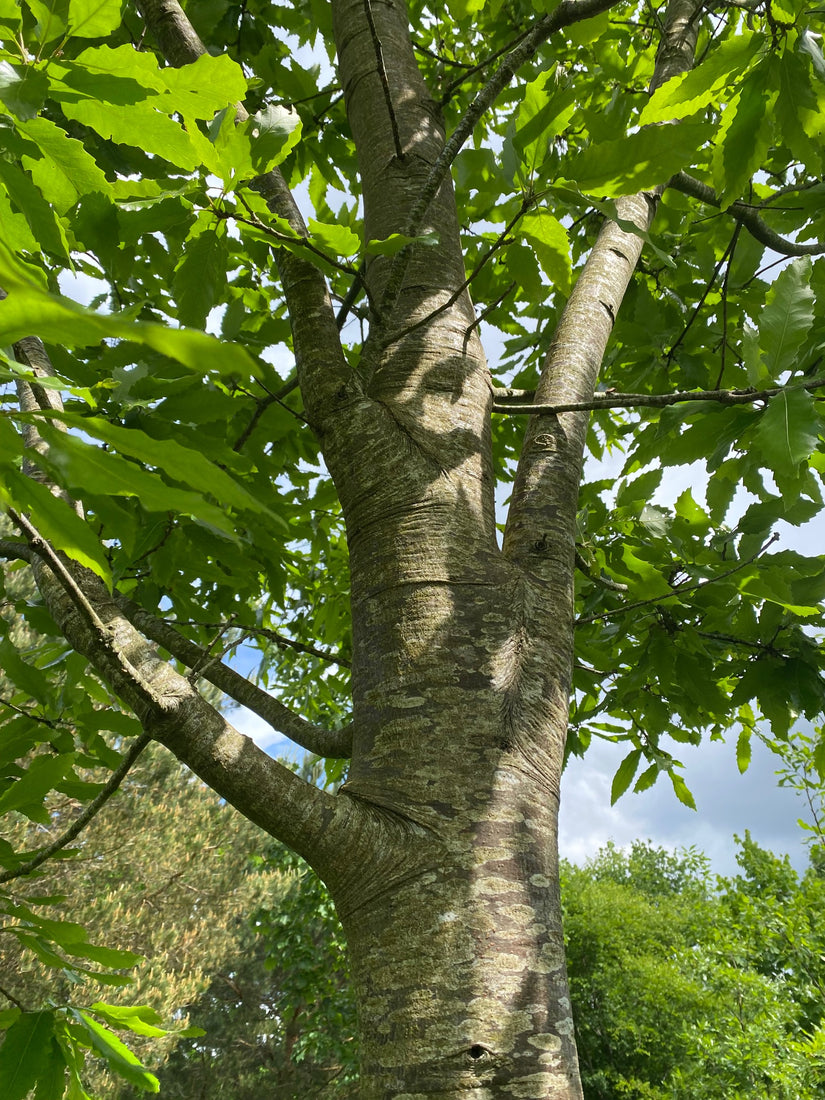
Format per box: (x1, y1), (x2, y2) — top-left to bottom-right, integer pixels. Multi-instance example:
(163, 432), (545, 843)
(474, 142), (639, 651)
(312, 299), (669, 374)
(1, 0), (824, 1096)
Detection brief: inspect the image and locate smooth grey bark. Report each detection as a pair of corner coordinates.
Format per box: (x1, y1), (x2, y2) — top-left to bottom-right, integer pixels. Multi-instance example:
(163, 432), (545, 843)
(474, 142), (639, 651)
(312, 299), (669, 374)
(7, 1), (703, 1097)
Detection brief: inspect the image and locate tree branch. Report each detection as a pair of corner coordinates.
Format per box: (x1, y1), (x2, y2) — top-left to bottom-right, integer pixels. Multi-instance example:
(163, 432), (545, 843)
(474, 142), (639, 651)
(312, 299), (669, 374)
(0, 733), (152, 885)
(369, 0), (626, 362)
(670, 171), (825, 256)
(114, 597), (353, 758)
(491, 374), (825, 415)
(135, 0), (351, 419)
(576, 533), (780, 625)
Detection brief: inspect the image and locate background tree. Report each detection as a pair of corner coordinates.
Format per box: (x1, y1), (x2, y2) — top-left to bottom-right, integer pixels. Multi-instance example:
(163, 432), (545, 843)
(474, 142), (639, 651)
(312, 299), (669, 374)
(1, 0), (824, 1096)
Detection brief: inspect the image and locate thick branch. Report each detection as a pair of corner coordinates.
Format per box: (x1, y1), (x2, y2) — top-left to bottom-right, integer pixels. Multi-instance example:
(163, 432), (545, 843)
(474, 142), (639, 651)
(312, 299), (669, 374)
(21, 544), (355, 872)
(0, 734), (152, 884)
(492, 375), (825, 414)
(115, 596), (353, 758)
(501, 0), (703, 716)
(670, 171), (825, 256)
(369, 0), (627, 354)
(135, 0), (350, 419)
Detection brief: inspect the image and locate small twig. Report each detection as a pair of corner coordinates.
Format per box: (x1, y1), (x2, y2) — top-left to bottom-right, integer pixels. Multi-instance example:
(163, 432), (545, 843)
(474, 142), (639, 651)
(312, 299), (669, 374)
(178, 619), (351, 669)
(714, 223), (740, 388)
(667, 223), (739, 363)
(383, 203), (529, 349)
(0, 734), (152, 884)
(0, 984), (26, 1010)
(576, 533), (780, 625)
(363, 0), (404, 158)
(439, 28), (532, 104)
(464, 281), (517, 348)
(491, 374), (825, 415)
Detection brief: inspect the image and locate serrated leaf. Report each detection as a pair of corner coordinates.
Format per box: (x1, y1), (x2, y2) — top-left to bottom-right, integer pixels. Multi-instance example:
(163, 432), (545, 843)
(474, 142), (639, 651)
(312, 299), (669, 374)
(50, 413), (285, 526)
(0, 61), (48, 120)
(0, 754), (74, 818)
(611, 747), (642, 804)
(0, 159), (71, 260)
(0, 634), (51, 705)
(0, 1011), (55, 1100)
(0, 467), (112, 585)
(759, 256), (815, 378)
(713, 61), (774, 207)
(24, 0), (69, 42)
(365, 232), (439, 255)
(88, 1004), (165, 1038)
(59, 97), (200, 172)
(513, 65), (575, 176)
(639, 34), (762, 125)
(0, 246), (260, 382)
(669, 772), (696, 810)
(736, 726), (752, 774)
(520, 208), (571, 295)
(570, 122), (713, 196)
(17, 115), (112, 213)
(31, 421), (236, 535)
(72, 1012), (159, 1092)
(67, 0), (123, 38)
(173, 227), (228, 328)
(753, 387), (822, 480)
(633, 763), (659, 793)
(32, 1037), (67, 1100)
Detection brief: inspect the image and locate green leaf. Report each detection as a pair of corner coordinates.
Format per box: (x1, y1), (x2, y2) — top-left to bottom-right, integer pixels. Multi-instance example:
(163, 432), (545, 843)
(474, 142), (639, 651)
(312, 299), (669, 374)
(308, 218), (360, 257)
(512, 65), (575, 176)
(669, 772), (696, 810)
(758, 257), (815, 379)
(0, 247), (260, 381)
(31, 421), (237, 535)
(611, 748), (642, 804)
(0, 468), (112, 585)
(713, 60), (774, 208)
(639, 34), (762, 125)
(32, 1037), (67, 1100)
(0, 159), (71, 260)
(0, 754), (74, 818)
(173, 226), (228, 328)
(247, 104), (302, 174)
(0, 635), (51, 706)
(0, 1011), (55, 1100)
(67, 0), (123, 38)
(58, 97), (200, 172)
(570, 122), (713, 196)
(736, 726), (752, 774)
(24, 0), (69, 42)
(365, 232), (439, 255)
(72, 1011), (159, 1092)
(0, 61), (48, 120)
(520, 208), (571, 295)
(88, 1003), (166, 1038)
(753, 388), (822, 480)
(17, 115), (112, 213)
(159, 53), (248, 117)
(50, 413), (284, 524)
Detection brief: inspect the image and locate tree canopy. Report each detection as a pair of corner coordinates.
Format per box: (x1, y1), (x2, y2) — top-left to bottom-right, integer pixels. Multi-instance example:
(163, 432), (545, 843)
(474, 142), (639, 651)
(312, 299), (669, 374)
(0, 0), (824, 1095)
